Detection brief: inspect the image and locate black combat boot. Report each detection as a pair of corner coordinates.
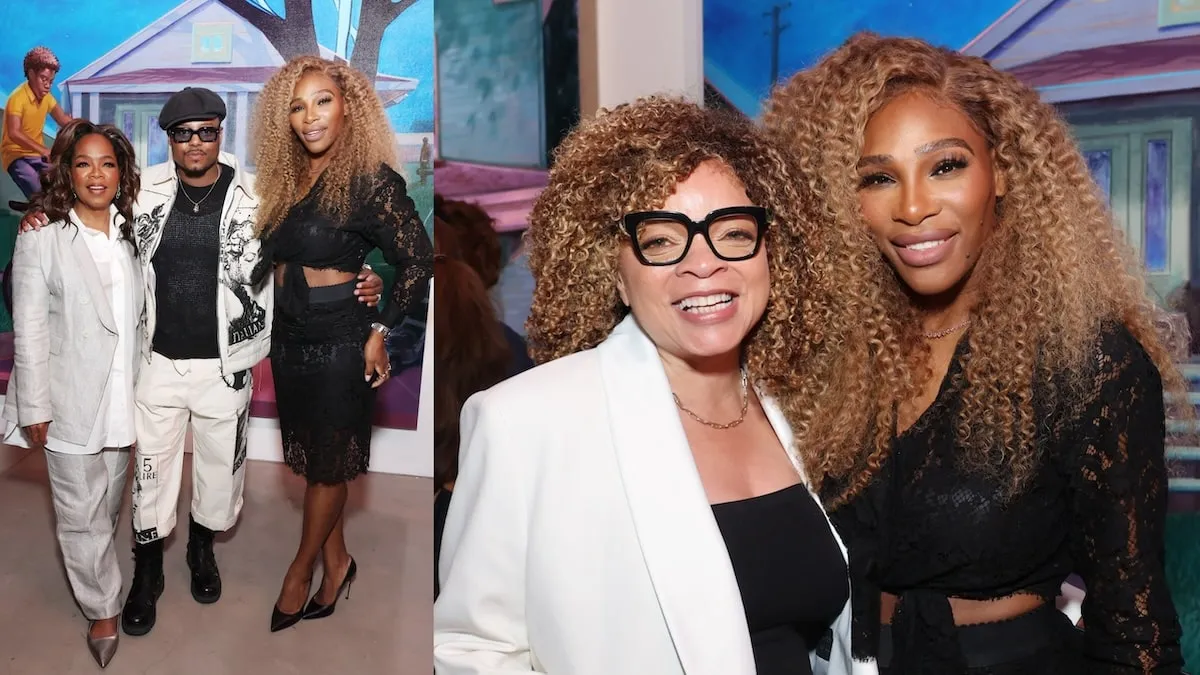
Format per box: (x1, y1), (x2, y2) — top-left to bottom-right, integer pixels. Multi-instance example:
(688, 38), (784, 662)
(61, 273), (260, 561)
(121, 539), (164, 636)
(186, 515), (222, 604)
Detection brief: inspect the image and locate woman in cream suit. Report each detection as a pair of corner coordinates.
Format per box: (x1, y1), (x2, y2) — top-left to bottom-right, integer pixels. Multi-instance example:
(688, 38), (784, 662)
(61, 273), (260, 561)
(435, 99), (877, 674)
(3, 120), (143, 669)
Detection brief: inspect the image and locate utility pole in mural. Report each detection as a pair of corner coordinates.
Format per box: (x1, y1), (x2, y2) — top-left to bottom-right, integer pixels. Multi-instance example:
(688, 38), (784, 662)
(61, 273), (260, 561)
(222, 0), (417, 77)
(763, 2), (791, 87)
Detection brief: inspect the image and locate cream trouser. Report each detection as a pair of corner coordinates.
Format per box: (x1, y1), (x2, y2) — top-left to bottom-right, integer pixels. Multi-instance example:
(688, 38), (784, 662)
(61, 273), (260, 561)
(44, 447), (130, 619)
(130, 353), (252, 543)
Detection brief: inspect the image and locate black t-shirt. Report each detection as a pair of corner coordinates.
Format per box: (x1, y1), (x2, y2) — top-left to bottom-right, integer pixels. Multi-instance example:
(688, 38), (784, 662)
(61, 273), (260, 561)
(151, 164), (235, 359)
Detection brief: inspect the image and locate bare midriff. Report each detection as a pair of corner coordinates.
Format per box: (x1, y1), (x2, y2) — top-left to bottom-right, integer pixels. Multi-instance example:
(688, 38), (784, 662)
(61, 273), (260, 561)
(880, 591), (1045, 626)
(275, 265), (356, 288)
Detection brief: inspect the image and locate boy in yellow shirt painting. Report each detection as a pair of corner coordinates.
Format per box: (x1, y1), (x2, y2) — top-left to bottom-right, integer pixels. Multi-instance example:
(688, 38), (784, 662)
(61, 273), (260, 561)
(3, 47), (72, 198)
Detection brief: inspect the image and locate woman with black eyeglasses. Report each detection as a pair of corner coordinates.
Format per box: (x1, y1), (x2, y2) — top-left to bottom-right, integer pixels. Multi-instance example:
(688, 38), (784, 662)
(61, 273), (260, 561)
(434, 98), (871, 674)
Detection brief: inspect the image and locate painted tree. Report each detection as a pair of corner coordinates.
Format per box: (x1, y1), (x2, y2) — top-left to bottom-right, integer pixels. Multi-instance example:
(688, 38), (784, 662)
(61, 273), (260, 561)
(351, 0), (417, 79)
(222, 0), (416, 79)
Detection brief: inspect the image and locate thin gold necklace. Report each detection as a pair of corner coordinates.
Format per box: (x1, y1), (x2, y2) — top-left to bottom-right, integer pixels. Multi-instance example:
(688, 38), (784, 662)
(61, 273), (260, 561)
(923, 317), (971, 340)
(672, 370), (750, 430)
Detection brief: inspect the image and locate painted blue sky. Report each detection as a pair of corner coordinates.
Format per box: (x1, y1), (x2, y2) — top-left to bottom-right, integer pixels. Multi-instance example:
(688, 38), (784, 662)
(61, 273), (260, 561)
(0, 0), (432, 132)
(704, 0), (1020, 115)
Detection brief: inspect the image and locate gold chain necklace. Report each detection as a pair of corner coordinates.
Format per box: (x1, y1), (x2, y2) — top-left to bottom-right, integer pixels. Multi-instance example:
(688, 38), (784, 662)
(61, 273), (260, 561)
(923, 317), (971, 340)
(672, 369), (750, 430)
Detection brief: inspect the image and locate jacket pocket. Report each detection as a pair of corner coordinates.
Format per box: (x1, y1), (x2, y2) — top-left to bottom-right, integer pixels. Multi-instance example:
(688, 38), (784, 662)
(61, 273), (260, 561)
(49, 333), (64, 356)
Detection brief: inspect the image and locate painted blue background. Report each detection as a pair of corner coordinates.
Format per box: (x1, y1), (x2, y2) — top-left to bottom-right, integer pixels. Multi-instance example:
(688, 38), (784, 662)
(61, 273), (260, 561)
(704, 0), (1017, 115)
(0, 0), (433, 133)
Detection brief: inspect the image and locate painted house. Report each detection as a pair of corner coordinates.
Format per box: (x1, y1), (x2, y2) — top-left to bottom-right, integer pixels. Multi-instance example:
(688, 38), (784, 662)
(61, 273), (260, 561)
(60, 0), (417, 172)
(964, 0), (1199, 304)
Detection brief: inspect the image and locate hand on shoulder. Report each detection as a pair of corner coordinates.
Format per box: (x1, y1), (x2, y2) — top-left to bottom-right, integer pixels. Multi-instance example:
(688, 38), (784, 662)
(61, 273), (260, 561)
(18, 209), (50, 233)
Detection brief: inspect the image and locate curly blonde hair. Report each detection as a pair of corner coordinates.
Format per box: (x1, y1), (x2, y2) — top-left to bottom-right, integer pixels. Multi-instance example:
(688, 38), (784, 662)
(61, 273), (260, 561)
(252, 56), (397, 237)
(762, 32), (1187, 505)
(526, 97), (877, 477)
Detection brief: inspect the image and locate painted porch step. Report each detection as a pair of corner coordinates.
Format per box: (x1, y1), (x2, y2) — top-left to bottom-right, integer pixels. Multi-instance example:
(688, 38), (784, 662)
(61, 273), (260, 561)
(1168, 477), (1200, 492)
(1168, 419), (1200, 435)
(1178, 362), (1200, 386)
(1167, 446), (1200, 461)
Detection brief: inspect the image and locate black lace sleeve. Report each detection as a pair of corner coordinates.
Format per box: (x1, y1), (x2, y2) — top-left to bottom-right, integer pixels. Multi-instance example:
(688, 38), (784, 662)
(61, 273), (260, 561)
(1068, 327), (1183, 673)
(358, 166), (434, 328)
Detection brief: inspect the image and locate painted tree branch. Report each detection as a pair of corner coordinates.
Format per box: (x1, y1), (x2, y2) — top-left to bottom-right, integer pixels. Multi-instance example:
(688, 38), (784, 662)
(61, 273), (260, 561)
(350, 0), (418, 77)
(220, 0), (319, 61)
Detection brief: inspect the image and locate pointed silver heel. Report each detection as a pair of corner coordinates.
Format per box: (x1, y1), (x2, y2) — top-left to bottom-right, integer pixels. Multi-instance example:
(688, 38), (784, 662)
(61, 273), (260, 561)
(87, 619), (120, 668)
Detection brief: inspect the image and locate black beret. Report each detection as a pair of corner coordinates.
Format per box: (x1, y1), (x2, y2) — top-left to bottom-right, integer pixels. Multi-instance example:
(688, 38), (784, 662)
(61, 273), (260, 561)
(159, 87), (227, 130)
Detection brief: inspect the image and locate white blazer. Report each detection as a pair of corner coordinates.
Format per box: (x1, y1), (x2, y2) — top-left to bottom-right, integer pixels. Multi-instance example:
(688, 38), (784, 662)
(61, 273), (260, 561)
(434, 315), (874, 675)
(2, 207), (145, 445)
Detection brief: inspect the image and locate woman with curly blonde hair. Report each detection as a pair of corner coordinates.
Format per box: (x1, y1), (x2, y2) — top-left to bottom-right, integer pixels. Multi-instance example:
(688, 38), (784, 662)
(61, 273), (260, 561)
(435, 96), (875, 675)
(250, 56), (433, 632)
(763, 32), (1186, 673)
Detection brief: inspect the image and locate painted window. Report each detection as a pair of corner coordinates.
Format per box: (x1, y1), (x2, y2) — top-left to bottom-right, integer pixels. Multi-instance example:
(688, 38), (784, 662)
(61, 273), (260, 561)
(1072, 118), (1192, 301)
(192, 23), (234, 64)
(1144, 139), (1170, 273)
(1084, 149), (1112, 205)
(147, 115), (168, 166)
(121, 111), (136, 141)
(1159, 0), (1200, 28)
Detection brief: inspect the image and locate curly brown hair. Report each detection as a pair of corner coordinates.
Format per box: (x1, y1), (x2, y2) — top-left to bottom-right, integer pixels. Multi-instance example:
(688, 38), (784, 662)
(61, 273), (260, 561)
(434, 194), (504, 288)
(23, 46), (60, 77)
(252, 56), (398, 237)
(762, 32), (1187, 505)
(36, 120), (139, 253)
(526, 96), (875, 483)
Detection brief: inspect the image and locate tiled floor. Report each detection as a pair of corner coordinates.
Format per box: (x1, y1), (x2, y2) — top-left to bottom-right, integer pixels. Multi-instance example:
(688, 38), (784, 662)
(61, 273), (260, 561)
(0, 445), (432, 674)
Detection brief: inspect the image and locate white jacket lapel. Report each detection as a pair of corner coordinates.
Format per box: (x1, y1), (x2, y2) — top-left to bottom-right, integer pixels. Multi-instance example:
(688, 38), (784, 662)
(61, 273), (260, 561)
(596, 315), (756, 675)
(760, 394), (874, 675)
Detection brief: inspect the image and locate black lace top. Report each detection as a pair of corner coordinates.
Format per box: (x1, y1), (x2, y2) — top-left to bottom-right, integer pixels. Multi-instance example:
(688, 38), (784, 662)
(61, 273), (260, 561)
(267, 164), (433, 327)
(822, 323), (1183, 673)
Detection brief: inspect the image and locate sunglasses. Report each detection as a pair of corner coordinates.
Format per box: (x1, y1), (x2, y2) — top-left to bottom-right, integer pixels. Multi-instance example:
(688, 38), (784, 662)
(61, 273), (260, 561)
(620, 206), (770, 266)
(167, 126), (220, 144)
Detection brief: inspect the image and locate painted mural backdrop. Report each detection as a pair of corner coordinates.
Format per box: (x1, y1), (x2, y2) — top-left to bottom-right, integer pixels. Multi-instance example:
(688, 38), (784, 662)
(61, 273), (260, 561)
(0, 0), (434, 430)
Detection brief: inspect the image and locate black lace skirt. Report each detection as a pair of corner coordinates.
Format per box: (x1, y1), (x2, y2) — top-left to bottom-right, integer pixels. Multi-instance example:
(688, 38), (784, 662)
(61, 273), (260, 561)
(271, 280), (376, 484)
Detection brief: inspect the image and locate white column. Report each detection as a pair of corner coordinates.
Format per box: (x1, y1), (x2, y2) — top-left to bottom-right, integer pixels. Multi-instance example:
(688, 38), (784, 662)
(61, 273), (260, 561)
(216, 91), (231, 154)
(71, 93), (83, 120)
(235, 91), (249, 166)
(89, 93), (100, 123)
(578, 0), (704, 115)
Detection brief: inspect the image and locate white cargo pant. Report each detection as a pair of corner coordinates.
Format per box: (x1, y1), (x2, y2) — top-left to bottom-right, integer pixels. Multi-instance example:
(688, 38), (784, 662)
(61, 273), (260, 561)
(130, 352), (252, 544)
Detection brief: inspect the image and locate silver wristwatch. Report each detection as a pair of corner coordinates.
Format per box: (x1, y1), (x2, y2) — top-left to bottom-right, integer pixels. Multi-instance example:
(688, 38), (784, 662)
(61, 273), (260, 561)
(370, 322), (390, 338)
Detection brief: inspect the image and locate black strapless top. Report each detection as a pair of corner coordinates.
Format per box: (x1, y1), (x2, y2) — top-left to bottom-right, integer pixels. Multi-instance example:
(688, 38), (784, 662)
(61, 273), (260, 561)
(712, 483), (849, 675)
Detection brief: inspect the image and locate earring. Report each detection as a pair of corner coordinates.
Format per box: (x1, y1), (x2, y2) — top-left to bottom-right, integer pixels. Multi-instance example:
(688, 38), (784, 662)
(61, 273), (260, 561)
(116, 187), (122, 199)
